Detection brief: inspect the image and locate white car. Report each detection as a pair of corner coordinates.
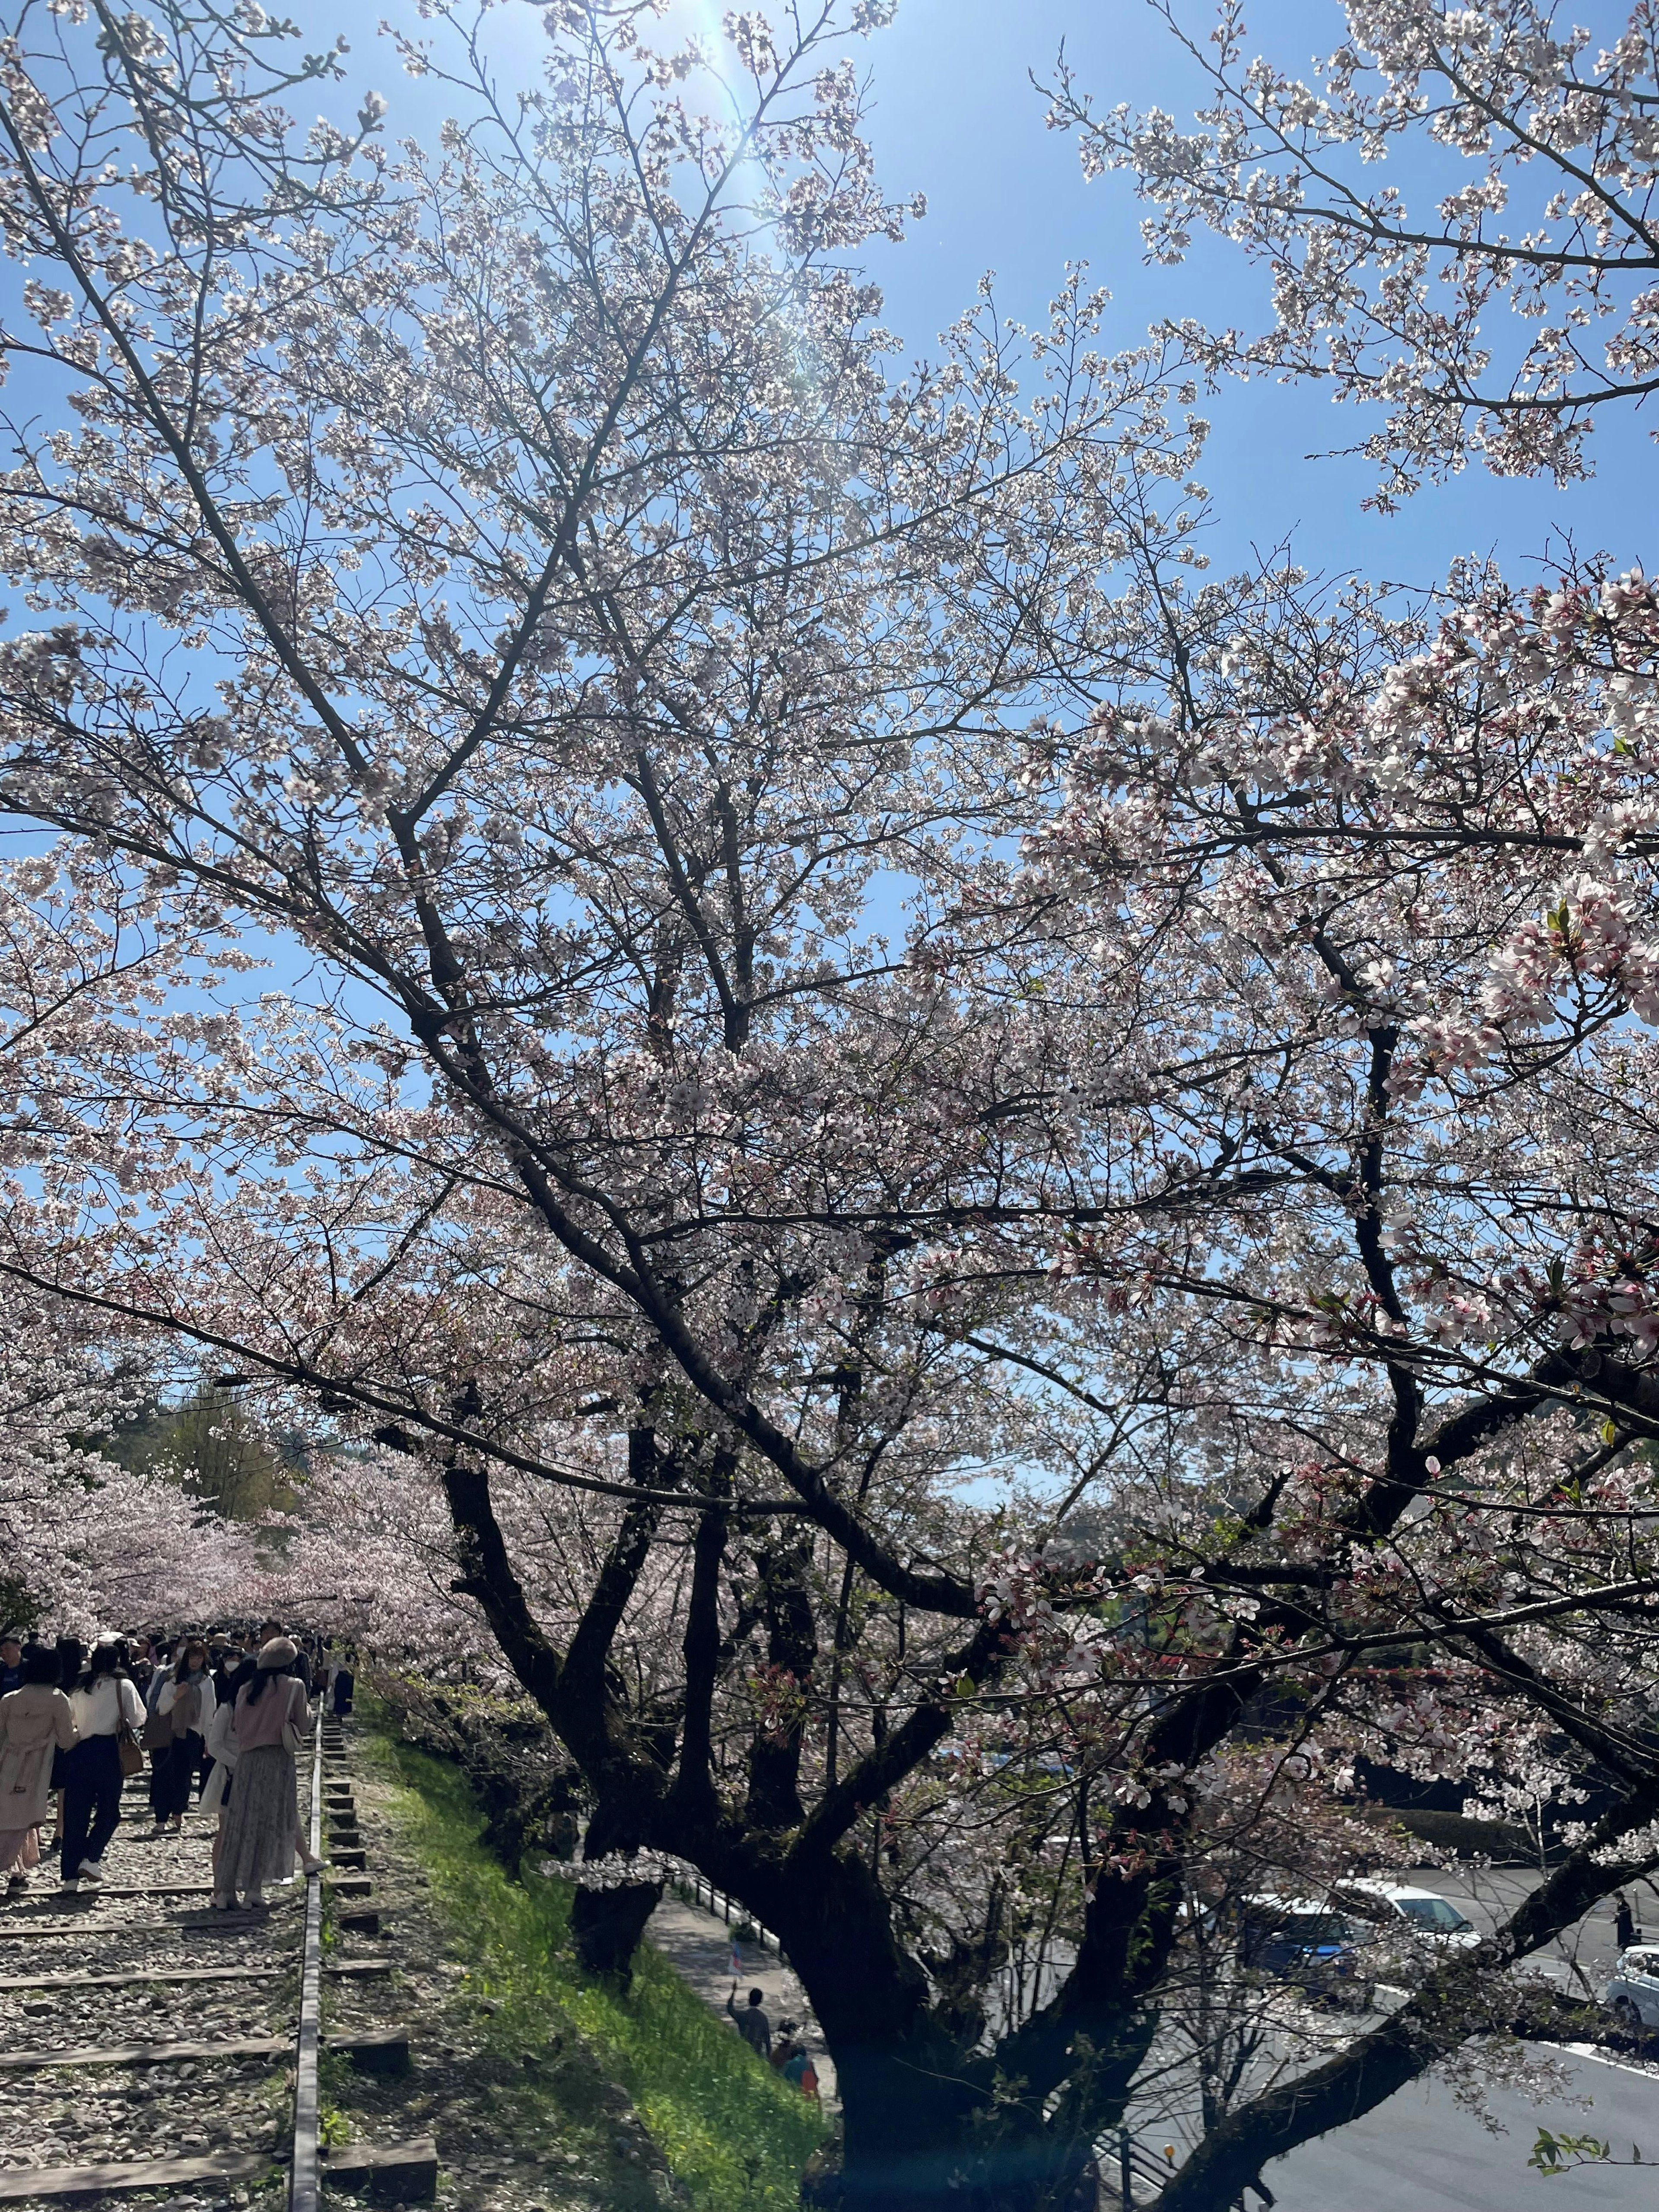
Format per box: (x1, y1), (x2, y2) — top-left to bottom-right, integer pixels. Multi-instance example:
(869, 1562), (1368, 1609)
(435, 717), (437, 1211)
(1605, 1945), (1659, 2028)
(1340, 1881), (1481, 1948)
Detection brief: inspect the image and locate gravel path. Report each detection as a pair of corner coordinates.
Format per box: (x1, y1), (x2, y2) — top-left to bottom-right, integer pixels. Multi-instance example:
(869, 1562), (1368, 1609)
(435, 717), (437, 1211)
(0, 1773), (301, 2210)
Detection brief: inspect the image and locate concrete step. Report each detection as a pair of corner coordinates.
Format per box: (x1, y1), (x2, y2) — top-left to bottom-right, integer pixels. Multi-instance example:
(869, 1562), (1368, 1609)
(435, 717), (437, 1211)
(322, 2135), (437, 2202)
(0, 2133), (435, 2203)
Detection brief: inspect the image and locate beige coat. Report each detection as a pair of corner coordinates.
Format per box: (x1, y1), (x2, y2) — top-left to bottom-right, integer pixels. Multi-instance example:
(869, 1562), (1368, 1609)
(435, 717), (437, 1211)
(0, 1684), (76, 1829)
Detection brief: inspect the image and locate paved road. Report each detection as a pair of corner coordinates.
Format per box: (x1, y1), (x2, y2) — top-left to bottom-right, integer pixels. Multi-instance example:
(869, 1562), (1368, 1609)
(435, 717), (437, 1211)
(1263, 2043), (1659, 2209)
(1123, 1869), (1659, 2207)
(1425, 1865), (1659, 1997)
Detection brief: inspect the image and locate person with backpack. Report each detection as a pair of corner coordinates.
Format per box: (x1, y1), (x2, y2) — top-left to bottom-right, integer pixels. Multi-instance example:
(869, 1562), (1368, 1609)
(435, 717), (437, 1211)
(62, 1643), (144, 1888)
(768, 2020), (820, 2101)
(0, 1647), (76, 1890)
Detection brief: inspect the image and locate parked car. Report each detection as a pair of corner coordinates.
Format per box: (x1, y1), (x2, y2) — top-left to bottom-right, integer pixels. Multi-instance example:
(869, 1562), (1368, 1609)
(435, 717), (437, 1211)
(1238, 1896), (1368, 1983)
(1338, 1881), (1481, 1948)
(1604, 1945), (1659, 2029)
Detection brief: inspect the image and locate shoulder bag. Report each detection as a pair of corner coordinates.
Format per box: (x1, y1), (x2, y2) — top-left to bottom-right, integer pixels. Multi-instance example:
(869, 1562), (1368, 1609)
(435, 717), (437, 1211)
(116, 1714), (144, 1777)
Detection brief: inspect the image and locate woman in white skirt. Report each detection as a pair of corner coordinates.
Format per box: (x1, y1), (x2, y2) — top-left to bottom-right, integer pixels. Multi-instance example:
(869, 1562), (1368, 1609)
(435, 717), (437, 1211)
(212, 1638), (314, 1910)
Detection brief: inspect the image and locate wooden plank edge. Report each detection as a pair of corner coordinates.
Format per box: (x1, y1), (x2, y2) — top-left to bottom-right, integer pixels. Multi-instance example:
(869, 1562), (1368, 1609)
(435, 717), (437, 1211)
(0, 2149), (278, 2199)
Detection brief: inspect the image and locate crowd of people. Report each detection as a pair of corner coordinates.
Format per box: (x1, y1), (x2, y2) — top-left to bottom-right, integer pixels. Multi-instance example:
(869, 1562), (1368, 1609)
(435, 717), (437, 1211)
(0, 1621), (356, 1910)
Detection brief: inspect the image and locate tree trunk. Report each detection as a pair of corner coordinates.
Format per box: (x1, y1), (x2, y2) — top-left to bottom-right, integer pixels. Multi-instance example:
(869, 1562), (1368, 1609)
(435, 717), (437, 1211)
(571, 1877), (662, 1982)
(570, 1796), (664, 1984)
(760, 1851), (1097, 2212)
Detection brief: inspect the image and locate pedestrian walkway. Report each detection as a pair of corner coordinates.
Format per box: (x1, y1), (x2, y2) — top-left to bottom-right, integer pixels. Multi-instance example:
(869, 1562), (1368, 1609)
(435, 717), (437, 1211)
(645, 1889), (838, 2108)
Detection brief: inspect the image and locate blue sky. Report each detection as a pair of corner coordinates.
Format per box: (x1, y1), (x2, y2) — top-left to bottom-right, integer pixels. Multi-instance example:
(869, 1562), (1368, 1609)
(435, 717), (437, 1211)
(814, 0), (1648, 592)
(459, 0), (1649, 588)
(852, 0), (1649, 589)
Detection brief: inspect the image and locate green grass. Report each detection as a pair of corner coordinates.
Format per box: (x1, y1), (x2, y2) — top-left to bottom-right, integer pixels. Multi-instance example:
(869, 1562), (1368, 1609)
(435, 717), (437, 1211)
(365, 1722), (828, 2212)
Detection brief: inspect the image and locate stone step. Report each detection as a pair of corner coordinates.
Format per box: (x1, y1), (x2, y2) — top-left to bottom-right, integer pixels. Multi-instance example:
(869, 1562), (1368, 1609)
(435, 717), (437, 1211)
(0, 2035), (284, 2073)
(0, 2149), (277, 2199)
(322, 2135), (437, 2202)
(0, 1880), (216, 1907)
(329, 2026), (410, 2073)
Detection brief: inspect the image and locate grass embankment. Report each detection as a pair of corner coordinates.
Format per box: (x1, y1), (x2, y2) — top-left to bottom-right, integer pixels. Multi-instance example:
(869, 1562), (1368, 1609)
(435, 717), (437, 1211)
(367, 1719), (827, 2212)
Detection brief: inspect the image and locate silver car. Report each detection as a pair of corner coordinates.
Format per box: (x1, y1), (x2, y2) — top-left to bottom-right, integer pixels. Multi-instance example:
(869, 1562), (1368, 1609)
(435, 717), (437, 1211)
(1604, 1945), (1659, 2028)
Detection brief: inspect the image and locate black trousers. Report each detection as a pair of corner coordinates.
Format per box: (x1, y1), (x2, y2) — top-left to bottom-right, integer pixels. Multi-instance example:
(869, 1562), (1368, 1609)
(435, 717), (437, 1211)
(158, 1732), (201, 1819)
(147, 1742), (169, 1820)
(61, 1734), (122, 1876)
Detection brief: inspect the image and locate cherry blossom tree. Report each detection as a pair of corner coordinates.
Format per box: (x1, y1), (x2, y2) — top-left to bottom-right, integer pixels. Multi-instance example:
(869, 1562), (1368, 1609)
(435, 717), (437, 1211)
(4, 0), (1659, 2207)
(962, 539), (1659, 2207)
(0, 0), (1219, 2201)
(1043, 0), (1659, 504)
(0, 857), (269, 1629)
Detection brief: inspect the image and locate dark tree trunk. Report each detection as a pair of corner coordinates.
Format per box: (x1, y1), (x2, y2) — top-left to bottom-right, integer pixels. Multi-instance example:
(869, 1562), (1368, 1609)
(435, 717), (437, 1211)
(442, 1440), (1115, 2205)
(571, 1877), (662, 1982)
(755, 1851), (1099, 2212)
(569, 1794), (664, 1984)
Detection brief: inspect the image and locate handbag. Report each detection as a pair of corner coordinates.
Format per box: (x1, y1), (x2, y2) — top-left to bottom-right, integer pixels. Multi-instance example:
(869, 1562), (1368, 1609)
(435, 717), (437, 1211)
(116, 1720), (144, 1778)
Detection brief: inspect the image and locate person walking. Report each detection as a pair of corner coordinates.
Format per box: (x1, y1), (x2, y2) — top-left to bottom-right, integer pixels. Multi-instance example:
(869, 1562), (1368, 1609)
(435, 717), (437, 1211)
(179, 1640), (213, 1798)
(141, 1637), (175, 1827)
(47, 1636), (87, 1856)
(62, 1643), (144, 1889)
(198, 1654), (253, 1889)
(0, 1648), (76, 1890)
(726, 1983), (772, 2057)
(153, 1641), (209, 1833)
(212, 1637), (316, 1911)
(1617, 1893), (1639, 1951)
(0, 1635), (22, 1698)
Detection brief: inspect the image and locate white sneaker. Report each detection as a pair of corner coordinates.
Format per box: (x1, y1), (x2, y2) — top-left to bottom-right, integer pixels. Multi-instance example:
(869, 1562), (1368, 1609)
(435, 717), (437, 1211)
(74, 1866), (102, 1886)
(59, 1875), (80, 1891)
